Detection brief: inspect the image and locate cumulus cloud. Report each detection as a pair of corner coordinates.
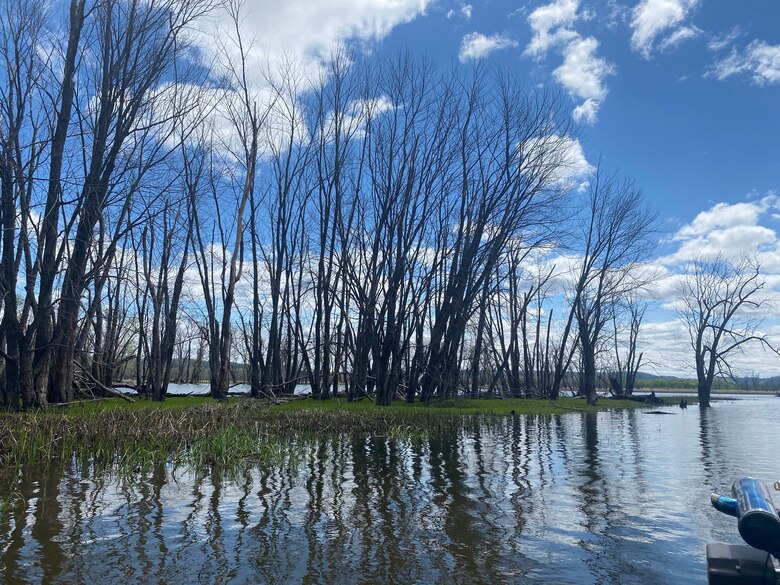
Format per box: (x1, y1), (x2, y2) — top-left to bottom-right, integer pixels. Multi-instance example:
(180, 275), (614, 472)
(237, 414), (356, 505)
(182, 1), (430, 158)
(524, 0), (579, 58)
(196, 0), (430, 88)
(458, 32), (518, 62)
(553, 37), (614, 124)
(710, 40), (780, 86)
(521, 135), (594, 194)
(630, 0), (700, 58)
(241, 0), (429, 58)
(662, 196), (780, 265)
(676, 201), (768, 239)
(552, 135), (594, 192)
(634, 194), (780, 377)
(523, 0), (613, 124)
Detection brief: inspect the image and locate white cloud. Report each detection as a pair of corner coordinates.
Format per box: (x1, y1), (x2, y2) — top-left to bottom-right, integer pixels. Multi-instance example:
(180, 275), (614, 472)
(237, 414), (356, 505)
(662, 196), (780, 265)
(676, 200), (769, 239)
(658, 25), (701, 51)
(184, 1), (430, 157)
(670, 227), (776, 264)
(709, 48), (751, 80)
(630, 0), (699, 58)
(523, 0), (613, 124)
(458, 32), (518, 62)
(632, 194), (780, 377)
(196, 0), (430, 88)
(710, 40), (780, 86)
(708, 225), (776, 252)
(524, 0), (579, 58)
(572, 99), (599, 124)
(555, 136), (594, 192)
(553, 37), (614, 124)
(522, 135), (594, 193)
(447, 4), (472, 19)
(244, 0), (428, 57)
(707, 26), (742, 52)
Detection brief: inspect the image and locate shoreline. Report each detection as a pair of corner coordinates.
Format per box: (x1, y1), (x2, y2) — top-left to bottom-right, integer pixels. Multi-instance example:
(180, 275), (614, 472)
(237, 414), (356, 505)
(639, 388), (776, 396)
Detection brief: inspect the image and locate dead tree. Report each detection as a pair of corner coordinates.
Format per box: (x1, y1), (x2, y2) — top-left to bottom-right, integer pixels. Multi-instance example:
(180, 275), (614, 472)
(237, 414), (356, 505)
(416, 74), (570, 402)
(560, 168), (656, 405)
(46, 0), (213, 404)
(609, 295), (647, 396)
(0, 0), (50, 409)
(190, 1), (270, 400)
(676, 255), (776, 407)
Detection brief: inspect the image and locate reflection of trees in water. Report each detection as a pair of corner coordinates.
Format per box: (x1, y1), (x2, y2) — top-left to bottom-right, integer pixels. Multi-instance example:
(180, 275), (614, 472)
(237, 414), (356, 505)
(1, 463), (66, 583)
(509, 414), (532, 533)
(250, 457), (300, 583)
(573, 412), (647, 584)
(698, 407), (731, 491)
(303, 438), (329, 583)
(424, 426), (503, 583)
(0, 423), (613, 584)
(2, 410), (758, 584)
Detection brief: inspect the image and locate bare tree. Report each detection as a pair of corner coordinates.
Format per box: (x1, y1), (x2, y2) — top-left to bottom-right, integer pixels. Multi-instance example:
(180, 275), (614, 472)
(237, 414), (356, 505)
(0, 0), (51, 409)
(343, 55), (454, 406)
(190, 0), (272, 400)
(608, 295), (647, 396)
(676, 255), (776, 407)
(46, 0), (213, 403)
(559, 168), (656, 405)
(301, 50), (363, 400)
(415, 74), (571, 403)
(250, 61), (311, 399)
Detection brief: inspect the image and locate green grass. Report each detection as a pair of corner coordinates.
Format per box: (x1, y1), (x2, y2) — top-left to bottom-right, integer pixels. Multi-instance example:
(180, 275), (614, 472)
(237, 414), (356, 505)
(45, 394), (657, 417)
(62, 395), (213, 414)
(272, 395), (653, 415)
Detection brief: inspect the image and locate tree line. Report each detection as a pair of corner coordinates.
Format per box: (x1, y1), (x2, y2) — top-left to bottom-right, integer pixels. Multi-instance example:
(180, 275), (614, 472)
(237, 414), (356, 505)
(0, 0), (772, 411)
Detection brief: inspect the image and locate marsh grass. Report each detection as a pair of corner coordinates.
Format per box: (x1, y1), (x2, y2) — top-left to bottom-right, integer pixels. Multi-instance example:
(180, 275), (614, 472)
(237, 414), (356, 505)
(0, 401), (457, 471)
(272, 395), (653, 416)
(0, 487), (20, 518)
(0, 395), (655, 472)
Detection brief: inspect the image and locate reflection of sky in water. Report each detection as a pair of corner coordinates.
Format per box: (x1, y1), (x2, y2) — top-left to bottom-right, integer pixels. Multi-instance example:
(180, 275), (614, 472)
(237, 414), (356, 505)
(1, 398), (778, 584)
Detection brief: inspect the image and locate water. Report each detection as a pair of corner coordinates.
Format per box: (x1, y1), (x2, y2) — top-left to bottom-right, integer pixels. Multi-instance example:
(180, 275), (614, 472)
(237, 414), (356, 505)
(119, 383), (311, 396)
(1, 398), (778, 584)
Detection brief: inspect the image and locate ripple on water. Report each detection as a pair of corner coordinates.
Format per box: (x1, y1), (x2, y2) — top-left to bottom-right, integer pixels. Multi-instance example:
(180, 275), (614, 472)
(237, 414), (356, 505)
(0, 397), (778, 584)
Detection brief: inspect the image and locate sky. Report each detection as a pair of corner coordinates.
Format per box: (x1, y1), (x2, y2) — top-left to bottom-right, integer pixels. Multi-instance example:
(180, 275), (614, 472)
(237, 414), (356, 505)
(199, 0), (780, 378)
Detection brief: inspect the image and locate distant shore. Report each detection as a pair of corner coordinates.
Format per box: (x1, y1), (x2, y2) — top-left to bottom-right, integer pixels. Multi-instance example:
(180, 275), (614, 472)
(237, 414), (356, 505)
(637, 388), (776, 396)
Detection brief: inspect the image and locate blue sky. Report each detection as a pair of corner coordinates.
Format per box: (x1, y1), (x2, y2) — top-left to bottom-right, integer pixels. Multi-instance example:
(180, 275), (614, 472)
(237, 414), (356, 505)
(217, 0), (779, 237)
(375, 0), (780, 239)
(202, 0), (780, 376)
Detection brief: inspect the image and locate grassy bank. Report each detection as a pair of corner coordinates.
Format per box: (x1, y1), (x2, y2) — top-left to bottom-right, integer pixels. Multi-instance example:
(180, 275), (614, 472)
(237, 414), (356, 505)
(0, 395), (659, 472)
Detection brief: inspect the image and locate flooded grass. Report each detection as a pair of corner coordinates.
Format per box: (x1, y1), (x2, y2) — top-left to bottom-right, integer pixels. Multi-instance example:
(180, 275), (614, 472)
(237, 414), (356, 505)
(0, 395), (656, 471)
(272, 395), (656, 415)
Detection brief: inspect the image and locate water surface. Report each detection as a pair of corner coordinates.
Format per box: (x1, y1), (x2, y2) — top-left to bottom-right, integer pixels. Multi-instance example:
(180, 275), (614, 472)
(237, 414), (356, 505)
(1, 398), (777, 584)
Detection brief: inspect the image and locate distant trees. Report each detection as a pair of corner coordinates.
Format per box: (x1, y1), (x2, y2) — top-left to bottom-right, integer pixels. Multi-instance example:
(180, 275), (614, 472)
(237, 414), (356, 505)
(676, 255), (777, 407)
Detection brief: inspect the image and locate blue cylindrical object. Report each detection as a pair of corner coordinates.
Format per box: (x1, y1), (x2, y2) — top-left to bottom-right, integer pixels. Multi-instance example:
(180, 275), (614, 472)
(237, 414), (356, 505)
(731, 477), (780, 555)
(711, 493), (738, 517)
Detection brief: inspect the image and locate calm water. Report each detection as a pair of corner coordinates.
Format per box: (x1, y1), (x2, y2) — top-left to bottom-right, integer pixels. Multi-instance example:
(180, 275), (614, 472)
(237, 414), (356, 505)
(1, 398), (778, 584)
